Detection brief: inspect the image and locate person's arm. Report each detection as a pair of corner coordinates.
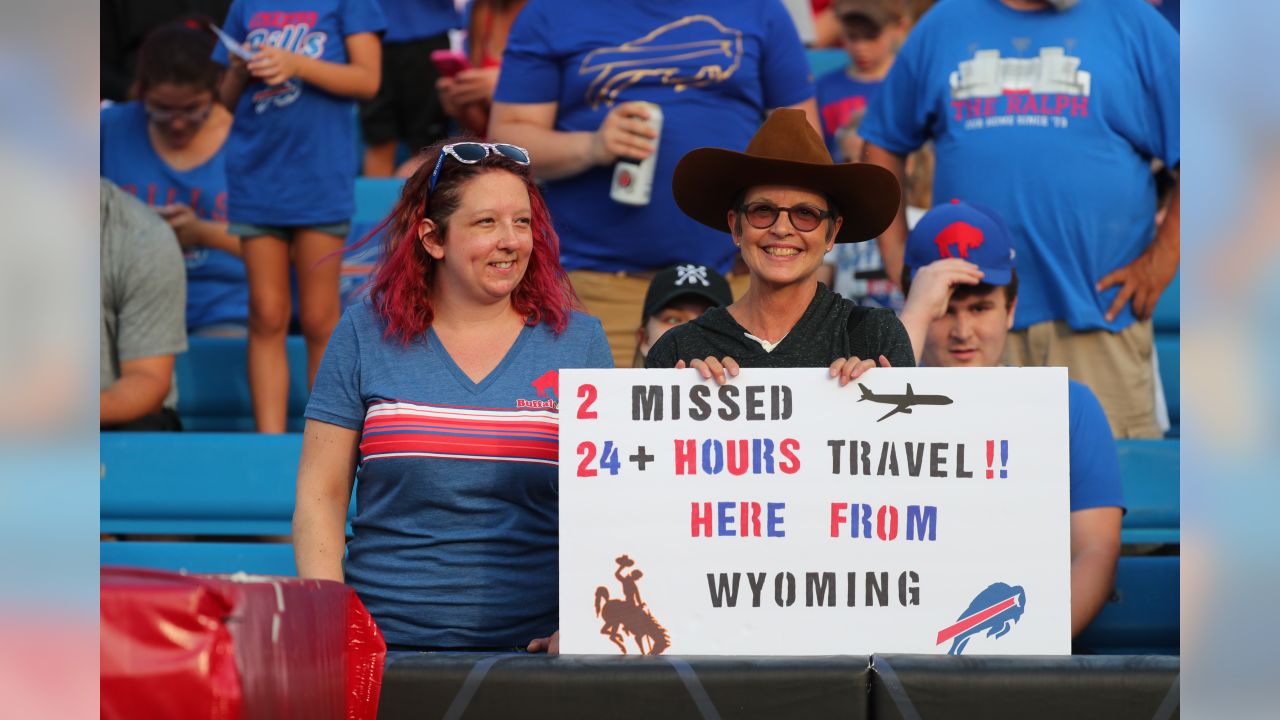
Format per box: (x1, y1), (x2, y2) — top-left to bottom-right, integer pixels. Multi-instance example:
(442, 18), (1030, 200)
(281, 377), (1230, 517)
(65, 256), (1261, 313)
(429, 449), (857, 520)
(157, 204), (242, 257)
(862, 142), (910, 288)
(247, 31), (381, 100)
(488, 100), (658, 181)
(440, 66), (501, 108)
(219, 53), (252, 110)
(1069, 506), (1122, 636)
(1097, 177), (1180, 322)
(896, 258), (985, 362)
(100, 355), (175, 426)
(293, 419), (360, 582)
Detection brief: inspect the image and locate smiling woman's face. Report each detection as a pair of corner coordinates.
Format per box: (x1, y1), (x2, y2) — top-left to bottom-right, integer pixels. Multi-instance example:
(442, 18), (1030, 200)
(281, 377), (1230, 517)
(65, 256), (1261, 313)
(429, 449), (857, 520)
(730, 184), (841, 290)
(424, 170), (534, 308)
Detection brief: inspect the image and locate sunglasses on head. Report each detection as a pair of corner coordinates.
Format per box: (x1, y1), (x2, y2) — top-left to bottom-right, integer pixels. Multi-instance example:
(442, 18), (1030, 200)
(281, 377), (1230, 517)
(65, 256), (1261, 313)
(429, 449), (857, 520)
(145, 103), (213, 124)
(428, 142), (532, 197)
(739, 201), (834, 233)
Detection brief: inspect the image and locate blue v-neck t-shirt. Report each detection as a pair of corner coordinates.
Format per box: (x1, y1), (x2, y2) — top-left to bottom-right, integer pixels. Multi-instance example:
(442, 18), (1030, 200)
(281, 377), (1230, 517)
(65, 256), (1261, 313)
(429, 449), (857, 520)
(305, 301), (612, 648)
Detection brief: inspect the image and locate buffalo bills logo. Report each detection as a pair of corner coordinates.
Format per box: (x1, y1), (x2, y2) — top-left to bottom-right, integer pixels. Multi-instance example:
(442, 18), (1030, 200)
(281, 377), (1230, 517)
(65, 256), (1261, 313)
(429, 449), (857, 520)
(578, 15), (743, 109)
(517, 371), (559, 410)
(934, 221), (984, 259)
(936, 582), (1025, 655)
(531, 370), (558, 399)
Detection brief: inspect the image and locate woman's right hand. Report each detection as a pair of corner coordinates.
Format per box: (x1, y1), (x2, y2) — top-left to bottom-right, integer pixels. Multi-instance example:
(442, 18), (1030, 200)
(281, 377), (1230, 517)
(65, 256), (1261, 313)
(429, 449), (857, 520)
(589, 101), (658, 167)
(676, 356), (740, 385)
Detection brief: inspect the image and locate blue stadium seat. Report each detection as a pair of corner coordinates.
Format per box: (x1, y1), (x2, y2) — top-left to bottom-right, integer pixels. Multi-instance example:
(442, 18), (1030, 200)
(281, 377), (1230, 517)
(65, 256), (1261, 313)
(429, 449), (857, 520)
(1116, 439), (1179, 546)
(101, 432), (306, 536)
(174, 336), (309, 432)
(806, 48), (849, 78)
(354, 177), (405, 223)
(101, 433), (354, 576)
(1077, 440), (1178, 654)
(101, 541), (297, 576)
(1074, 555), (1179, 655)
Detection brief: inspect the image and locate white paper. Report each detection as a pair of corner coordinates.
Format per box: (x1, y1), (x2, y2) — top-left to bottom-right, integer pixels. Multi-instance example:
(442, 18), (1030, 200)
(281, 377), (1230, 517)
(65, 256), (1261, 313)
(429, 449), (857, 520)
(559, 367), (1071, 656)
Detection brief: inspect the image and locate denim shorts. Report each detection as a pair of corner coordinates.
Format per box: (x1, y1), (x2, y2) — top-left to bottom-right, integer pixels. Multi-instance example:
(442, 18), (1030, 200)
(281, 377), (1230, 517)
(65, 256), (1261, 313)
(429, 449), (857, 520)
(228, 220), (352, 241)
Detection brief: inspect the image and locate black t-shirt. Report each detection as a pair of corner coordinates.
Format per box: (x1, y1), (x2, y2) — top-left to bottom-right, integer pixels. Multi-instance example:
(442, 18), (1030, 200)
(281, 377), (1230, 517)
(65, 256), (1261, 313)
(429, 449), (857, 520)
(646, 283), (916, 369)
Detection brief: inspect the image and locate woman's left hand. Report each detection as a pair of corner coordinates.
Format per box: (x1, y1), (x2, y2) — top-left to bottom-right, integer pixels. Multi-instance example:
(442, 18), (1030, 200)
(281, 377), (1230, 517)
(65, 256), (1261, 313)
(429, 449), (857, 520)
(676, 356), (740, 385)
(527, 630), (559, 654)
(248, 46), (302, 85)
(829, 354), (891, 387)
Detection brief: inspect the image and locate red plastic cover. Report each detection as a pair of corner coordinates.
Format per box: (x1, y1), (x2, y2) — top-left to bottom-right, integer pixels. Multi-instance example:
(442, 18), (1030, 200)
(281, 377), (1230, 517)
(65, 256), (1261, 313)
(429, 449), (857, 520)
(101, 567), (385, 720)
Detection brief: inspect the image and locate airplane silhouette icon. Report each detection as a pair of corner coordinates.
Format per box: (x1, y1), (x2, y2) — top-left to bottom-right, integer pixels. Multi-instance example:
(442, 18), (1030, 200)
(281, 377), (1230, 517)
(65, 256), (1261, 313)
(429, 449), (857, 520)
(857, 383), (954, 422)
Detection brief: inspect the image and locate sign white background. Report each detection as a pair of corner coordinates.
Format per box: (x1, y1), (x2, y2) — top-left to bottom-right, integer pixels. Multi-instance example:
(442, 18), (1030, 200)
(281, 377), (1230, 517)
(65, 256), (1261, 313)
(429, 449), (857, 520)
(559, 367), (1070, 656)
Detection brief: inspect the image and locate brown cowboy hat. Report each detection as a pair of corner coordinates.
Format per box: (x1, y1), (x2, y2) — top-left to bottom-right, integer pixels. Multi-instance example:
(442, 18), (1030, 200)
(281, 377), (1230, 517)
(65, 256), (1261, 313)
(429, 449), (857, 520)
(672, 108), (900, 244)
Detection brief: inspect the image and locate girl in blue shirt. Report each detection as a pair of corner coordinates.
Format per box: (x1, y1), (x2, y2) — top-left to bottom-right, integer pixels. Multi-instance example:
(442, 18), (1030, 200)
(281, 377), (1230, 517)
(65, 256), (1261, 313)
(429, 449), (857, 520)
(100, 20), (247, 335)
(214, 0), (385, 432)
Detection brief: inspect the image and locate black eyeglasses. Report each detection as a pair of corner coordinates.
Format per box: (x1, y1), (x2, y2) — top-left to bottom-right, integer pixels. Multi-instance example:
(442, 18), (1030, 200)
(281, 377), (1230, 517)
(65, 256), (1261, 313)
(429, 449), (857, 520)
(428, 142), (532, 197)
(738, 201), (834, 233)
(144, 104), (213, 124)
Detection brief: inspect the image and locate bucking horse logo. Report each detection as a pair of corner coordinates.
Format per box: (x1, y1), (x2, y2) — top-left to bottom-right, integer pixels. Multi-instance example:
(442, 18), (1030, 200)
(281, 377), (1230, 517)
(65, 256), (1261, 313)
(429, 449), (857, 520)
(936, 582), (1026, 655)
(578, 15), (743, 109)
(595, 555), (671, 655)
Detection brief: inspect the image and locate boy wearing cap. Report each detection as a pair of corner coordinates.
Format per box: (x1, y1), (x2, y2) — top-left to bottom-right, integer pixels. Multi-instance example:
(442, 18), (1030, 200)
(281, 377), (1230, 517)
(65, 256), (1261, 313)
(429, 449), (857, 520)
(899, 199), (1124, 637)
(633, 264), (734, 368)
(816, 0), (911, 161)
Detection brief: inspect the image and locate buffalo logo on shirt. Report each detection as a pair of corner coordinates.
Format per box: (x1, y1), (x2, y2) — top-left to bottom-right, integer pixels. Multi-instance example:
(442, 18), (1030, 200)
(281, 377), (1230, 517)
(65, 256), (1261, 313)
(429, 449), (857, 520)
(245, 11), (329, 114)
(517, 370), (559, 409)
(579, 15), (743, 109)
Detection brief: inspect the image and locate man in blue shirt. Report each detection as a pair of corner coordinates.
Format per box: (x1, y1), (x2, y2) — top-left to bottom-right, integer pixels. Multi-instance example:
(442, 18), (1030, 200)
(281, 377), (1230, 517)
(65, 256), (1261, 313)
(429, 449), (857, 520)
(860, 0), (1179, 438)
(897, 199), (1124, 636)
(488, 0), (820, 367)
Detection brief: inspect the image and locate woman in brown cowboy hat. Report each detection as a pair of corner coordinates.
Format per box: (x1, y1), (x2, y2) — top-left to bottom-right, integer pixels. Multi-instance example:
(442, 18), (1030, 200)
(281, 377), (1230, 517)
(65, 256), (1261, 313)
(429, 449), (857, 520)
(645, 108), (915, 383)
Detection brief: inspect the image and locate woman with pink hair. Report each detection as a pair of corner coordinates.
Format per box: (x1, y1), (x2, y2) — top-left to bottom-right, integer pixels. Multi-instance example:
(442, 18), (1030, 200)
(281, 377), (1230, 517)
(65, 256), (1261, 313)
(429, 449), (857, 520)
(293, 140), (611, 652)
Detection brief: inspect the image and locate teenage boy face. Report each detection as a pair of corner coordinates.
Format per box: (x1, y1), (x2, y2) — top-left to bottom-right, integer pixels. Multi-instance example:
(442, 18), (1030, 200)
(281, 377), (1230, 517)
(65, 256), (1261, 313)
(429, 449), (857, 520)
(922, 285), (1017, 368)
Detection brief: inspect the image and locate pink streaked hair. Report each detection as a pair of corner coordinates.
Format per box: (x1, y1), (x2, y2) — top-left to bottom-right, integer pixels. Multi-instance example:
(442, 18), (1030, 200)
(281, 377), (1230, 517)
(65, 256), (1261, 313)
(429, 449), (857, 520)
(354, 140), (580, 345)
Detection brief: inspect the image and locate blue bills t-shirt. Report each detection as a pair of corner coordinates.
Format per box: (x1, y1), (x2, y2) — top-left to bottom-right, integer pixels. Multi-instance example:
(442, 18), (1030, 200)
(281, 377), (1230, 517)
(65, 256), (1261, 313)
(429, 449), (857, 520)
(100, 101), (249, 332)
(859, 0), (1179, 332)
(1066, 380), (1124, 512)
(494, 0), (815, 274)
(212, 0), (386, 226)
(815, 68), (881, 160)
(305, 303), (613, 648)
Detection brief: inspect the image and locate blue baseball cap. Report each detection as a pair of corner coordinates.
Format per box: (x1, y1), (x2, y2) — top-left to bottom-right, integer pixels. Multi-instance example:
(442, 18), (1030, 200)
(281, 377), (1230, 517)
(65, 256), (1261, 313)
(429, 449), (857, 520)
(905, 199), (1015, 285)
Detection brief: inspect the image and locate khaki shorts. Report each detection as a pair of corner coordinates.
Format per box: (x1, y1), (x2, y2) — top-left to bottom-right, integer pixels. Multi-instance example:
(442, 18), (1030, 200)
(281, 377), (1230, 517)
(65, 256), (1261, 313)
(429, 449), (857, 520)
(1003, 319), (1162, 439)
(570, 269), (751, 369)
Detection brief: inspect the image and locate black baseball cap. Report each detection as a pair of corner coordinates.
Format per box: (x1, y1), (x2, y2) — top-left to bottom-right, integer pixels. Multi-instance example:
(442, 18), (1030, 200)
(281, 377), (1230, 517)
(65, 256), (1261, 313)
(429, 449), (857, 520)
(642, 264), (734, 323)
